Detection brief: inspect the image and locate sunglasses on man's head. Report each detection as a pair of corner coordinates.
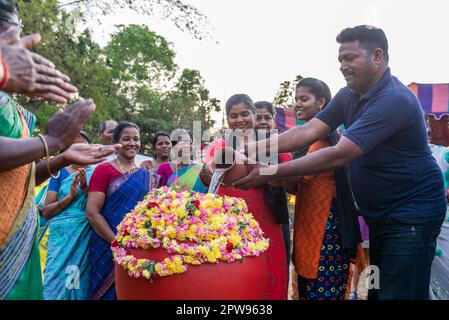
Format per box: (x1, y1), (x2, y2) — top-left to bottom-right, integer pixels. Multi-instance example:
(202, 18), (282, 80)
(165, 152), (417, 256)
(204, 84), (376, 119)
(172, 140), (193, 146)
(0, 16), (23, 29)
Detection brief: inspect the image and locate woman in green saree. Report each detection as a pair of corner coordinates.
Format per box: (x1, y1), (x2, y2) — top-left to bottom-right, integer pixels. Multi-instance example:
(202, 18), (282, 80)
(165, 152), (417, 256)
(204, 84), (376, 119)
(0, 3), (117, 300)
(40, 132), (94, 300)
(157, 130), (207, 193)
(0, 92), (42, 300)
(0, 93), (118, 300)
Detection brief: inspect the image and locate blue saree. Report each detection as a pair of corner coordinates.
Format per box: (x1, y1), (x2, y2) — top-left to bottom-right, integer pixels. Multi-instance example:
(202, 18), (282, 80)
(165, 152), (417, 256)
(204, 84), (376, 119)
(43, 167), (94, 300)
(89, 167), (158, 300)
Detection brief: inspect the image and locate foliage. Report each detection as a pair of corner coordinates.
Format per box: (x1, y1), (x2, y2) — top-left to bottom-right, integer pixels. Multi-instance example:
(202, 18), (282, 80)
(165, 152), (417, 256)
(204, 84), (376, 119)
(273, 74), (304, 107)
(58, 0), (212, 40)
(13, 0), (219, 151)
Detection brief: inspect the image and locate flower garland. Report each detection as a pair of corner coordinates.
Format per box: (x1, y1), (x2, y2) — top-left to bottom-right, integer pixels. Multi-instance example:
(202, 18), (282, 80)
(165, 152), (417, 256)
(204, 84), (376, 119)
(112, 187), (269, 282)
(288, 194), (296, 207)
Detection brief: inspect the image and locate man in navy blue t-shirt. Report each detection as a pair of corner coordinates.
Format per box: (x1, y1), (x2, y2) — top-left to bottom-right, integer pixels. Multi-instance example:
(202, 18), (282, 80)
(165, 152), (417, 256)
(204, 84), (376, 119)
(236, 25), (446, 299)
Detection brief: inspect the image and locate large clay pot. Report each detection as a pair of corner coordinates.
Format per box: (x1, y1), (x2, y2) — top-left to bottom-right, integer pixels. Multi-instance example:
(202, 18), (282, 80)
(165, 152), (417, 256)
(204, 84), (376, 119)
(211, 147), (250, 186)
(115, 246), (268, 300)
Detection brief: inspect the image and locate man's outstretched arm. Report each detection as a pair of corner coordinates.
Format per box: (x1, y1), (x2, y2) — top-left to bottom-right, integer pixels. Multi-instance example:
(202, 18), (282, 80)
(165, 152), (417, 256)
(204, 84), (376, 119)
(246, 118), (332, 159)
(235, 136), (363, 189)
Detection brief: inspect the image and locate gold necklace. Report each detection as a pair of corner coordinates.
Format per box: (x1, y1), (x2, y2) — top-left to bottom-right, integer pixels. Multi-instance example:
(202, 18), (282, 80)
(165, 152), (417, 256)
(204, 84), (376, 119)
(116, 158), (136, 174)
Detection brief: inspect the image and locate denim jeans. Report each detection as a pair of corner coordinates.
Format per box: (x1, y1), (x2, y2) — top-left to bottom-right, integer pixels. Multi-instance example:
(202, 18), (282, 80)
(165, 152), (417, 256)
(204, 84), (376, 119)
(367, 214), (445, 300)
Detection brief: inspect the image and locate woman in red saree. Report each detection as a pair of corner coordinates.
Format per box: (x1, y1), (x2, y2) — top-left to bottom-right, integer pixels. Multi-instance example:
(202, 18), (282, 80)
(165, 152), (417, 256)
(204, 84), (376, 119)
(204, 94), (288, 300)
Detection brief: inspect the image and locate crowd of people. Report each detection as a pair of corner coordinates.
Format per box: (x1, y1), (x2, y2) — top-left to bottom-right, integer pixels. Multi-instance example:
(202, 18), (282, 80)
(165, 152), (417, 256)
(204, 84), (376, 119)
(0, 0), (447, 300)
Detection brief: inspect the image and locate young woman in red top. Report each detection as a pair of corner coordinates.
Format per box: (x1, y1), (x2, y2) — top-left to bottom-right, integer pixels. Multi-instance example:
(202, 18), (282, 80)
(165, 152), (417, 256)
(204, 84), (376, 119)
(204, 94), (288, 300)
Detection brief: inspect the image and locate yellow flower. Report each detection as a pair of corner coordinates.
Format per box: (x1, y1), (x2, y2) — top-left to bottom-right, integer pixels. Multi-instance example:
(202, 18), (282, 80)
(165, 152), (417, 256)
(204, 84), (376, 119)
(186, 247), (197, 256)
(198, 245), (209, 257)
(227, 234), (242, 246)
(186, 229), (196, 240)
(211, 245), (222, 259)
(142, 270), (151, 279)
(203, 200), (214, 209)
(155, 264), (163, 275)
(249, 219), (259, 228)
(205, 193), (215, 200)
(207, 213), (226, 230)
(177, 230), (186, 242)
(183, 256), (195, 264)
(206, 252), (217, 263)
(213, 198), (223, 208)
(166, 226), (176, 238)
(172, 199), (181, 208)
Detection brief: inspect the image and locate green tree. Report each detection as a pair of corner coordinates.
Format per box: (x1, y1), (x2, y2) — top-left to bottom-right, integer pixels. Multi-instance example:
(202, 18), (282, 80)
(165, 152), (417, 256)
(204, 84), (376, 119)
(105, 24), (176, 87)
(164, 69), (220, 133)
(101, 26), (220, 150)
(58, 0), (211, 40)
(14, 0), (220, 150)
(273, 74), (304, 107)
(16, 0), (122, 135)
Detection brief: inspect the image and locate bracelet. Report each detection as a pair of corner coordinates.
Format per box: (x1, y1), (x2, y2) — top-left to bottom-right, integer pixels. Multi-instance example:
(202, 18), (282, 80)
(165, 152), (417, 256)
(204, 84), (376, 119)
(37, 134), (50, 160)
(0, 59), (9, 90)
(47, 156), (60, 179)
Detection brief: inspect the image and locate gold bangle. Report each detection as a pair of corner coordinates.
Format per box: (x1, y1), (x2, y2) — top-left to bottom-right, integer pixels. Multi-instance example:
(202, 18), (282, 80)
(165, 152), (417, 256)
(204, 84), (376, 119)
(37, 134), (49, 160)
(47, 156), (60, 179)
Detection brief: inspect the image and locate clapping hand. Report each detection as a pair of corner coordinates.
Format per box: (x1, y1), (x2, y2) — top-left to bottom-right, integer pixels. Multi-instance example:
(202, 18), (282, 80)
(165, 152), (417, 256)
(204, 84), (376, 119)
(69, 168), (90, 199)
(45, 99), (96, 152)
(140, 160), (153, 170)
(69, 174), (79, 200)
(0, 26), (77, 104)
(62, 143), (121, 167)
(77, 168), (88, 195)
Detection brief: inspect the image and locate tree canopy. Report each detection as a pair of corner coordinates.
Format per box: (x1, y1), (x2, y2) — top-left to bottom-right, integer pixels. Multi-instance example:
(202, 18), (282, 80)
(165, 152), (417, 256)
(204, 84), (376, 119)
(273, 74), (304, 107)
(14, 0), (219, 152)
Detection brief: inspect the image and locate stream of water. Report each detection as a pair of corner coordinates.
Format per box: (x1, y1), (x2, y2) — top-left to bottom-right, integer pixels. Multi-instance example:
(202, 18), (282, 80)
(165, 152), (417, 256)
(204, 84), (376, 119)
(207, 169), (226, 193)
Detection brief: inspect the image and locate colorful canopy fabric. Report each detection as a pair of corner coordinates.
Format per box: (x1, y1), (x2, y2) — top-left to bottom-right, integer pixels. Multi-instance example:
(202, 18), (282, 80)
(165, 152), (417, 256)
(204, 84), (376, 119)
(408, 83), (449, 119)
(275, 106), (305, 133)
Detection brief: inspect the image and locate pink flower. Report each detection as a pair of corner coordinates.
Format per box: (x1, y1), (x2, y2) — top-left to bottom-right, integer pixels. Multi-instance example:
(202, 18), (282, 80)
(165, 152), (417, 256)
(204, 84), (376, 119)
(226, 242), (234, 253)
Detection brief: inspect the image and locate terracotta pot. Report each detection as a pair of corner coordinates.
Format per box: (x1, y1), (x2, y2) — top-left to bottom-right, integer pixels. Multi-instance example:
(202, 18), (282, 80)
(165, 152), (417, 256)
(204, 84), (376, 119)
(115, 246), (268, 300)
(211, 147), (250, 186)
